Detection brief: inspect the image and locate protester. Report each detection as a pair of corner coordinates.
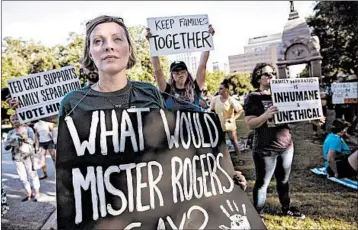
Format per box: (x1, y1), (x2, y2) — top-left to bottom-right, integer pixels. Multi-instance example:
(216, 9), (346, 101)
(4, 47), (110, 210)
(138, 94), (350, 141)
(312, 85), (328, 138)
(59, 15), (165, 119)
(33, 119), (56, 179)
(323, 119), (358, 178)
(211, 79), (245, 165)
(244, 62), (305, 219)
(4, 114), (40, 202)
(145, 26), (215, 111)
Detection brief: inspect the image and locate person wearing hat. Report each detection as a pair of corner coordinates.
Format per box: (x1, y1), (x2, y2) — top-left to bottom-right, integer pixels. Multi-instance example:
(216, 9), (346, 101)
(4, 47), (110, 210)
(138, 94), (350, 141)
(146, 25), (215, 111)
(323, 119), (358, 179)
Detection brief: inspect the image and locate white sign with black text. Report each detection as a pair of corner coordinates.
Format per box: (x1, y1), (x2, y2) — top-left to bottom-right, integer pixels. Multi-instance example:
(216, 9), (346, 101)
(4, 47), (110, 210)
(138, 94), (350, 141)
(6, 66), (81, 123)
(271, 78), (323, 124)
(331, 82), (358, 104)
(147, 14), (214, 56)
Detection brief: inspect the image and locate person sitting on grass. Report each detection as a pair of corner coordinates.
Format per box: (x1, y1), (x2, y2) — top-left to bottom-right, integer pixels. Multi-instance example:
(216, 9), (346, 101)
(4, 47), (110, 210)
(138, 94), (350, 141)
(323, 119), (358, 179)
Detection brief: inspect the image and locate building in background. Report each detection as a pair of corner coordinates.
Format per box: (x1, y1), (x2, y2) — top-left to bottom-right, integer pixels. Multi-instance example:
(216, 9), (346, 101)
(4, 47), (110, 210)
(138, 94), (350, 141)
(212, 61), (229, 74)
(228, 33), (282, 74)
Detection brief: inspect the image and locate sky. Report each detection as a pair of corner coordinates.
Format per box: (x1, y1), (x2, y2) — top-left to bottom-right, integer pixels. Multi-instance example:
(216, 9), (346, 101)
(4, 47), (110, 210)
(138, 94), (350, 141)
(2, 1), (316, 74)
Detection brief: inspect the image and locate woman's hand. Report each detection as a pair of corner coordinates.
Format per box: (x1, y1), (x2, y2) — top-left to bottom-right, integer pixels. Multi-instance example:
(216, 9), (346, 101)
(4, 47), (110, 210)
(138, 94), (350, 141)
(263, 106), (278, 120)
(208, 24), (215, 36)
(6, 97), (20, 109)
(318, 116), (326, 126)
(145, 28), (152, 41)
(233, 171), (247, 191)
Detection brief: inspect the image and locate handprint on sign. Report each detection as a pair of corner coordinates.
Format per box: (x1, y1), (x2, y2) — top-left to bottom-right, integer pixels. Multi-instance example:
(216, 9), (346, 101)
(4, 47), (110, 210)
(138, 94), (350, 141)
(219, 200), (251, 230)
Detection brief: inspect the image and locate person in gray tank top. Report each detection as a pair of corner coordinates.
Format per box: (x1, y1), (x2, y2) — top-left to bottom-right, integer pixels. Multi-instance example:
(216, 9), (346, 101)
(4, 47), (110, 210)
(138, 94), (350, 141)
(59, 15), (165, 120)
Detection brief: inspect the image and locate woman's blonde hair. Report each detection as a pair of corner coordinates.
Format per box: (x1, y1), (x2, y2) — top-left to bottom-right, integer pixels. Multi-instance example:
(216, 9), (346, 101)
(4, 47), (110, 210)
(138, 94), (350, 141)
(81, 15), (136, 72)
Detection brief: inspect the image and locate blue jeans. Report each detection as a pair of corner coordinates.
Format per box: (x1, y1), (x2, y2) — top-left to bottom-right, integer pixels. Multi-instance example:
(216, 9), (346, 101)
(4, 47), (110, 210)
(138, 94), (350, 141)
(252, 145), (294, 213)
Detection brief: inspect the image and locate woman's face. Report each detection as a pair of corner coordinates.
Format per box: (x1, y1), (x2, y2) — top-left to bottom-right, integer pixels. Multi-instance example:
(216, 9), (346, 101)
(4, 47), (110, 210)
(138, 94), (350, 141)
(172, 69), (188, 86)
(258, 66), (276, 87)
(89, 22), (130, 75)
(10, 115), (20, 127)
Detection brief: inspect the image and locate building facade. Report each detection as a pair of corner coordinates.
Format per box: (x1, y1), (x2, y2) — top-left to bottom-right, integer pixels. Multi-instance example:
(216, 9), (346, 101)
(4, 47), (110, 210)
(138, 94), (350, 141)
(228, 33), (284, 74)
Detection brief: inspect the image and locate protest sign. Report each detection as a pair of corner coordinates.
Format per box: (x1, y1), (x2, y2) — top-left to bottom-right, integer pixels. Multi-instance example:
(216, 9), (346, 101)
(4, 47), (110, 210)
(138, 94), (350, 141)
(147, 14), (214, 56)
(56, 108), (266, 230)
(331, 82), (358, 104)
(271, 78), (323, 124)
(6, 66), (81, 123)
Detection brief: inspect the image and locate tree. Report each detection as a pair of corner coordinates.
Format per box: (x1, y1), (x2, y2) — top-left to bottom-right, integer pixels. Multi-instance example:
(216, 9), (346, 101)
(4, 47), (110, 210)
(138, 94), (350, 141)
(127, 25), (169, 84)
(299, 65), (310, 78)
(205, 70), (226, 94)
(307, 1), (358, 76)
(227, 73), (254, 95)
(1, 37), (59, 87)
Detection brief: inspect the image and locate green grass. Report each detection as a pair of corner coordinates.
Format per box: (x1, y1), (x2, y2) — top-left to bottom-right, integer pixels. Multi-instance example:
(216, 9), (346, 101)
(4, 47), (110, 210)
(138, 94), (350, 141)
(232, 118), (358, 230)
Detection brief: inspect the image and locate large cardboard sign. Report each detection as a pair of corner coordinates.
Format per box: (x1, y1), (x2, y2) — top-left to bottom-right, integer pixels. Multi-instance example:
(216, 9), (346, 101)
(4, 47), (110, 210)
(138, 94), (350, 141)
(6, 66), (81, 123)
(331, 82), (358, 104)
(271, 78), (324, 124)
(56, 108), (266, 229)
(147, 14), (214, 56)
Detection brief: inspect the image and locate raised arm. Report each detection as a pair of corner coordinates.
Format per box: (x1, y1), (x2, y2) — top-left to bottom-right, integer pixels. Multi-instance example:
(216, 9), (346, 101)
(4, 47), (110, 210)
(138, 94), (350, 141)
(146, 28), (167, 92)
(196, 25), (215, 90)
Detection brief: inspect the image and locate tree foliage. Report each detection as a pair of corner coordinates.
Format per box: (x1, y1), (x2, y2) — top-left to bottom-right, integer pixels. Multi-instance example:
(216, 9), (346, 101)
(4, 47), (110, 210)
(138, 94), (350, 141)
(307, 1), (358, 76)
(205, 70), (226, 94)
(227, 73), (254, 95)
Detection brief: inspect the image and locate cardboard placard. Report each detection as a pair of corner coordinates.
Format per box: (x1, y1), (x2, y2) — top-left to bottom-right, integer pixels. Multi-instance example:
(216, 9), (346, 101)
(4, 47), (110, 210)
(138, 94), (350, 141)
(6, 66), (81, 123)
(271, 78), (324, 124)
(56, 108), (266, 229)
(331, 82), (358, 104)
(147, 14), (214, 56)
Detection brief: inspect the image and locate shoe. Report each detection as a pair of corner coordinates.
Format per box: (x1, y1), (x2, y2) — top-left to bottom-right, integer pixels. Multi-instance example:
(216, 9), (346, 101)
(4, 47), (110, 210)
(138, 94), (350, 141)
(282, 206), (305, 219)
(21, 196), (31, 202)
(39, 175), (48, 180)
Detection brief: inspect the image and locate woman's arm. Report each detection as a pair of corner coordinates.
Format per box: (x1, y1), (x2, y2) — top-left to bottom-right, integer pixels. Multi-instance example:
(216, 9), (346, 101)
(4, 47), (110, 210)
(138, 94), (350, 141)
(245, 106), (278, 129)
(146, 28), (167, 92)
(196, 25), (215, 90)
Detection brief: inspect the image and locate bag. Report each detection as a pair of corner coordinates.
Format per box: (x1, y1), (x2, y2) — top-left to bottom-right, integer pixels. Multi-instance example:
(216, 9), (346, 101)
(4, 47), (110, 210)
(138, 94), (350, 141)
(224, 120), (236, 131)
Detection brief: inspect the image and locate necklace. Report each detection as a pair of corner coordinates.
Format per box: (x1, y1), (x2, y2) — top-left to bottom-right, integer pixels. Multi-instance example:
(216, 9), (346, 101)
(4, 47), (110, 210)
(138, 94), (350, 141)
(96, 82), (122, 109)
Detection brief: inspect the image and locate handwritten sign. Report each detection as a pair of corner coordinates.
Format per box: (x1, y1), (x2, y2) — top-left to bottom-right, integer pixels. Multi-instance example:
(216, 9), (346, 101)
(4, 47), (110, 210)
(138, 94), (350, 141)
(271, 78), (323, 124)
(147, 14), (214, 56)
(6, 66), (81, 123)
(331, 82), (358, 104)
(56, 108), (266, 229)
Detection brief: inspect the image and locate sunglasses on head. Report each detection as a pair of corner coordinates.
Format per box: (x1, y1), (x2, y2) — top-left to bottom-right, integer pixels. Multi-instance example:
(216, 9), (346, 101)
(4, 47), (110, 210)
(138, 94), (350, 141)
(86, 16), (124, 27)
(261, 72), (277, 78)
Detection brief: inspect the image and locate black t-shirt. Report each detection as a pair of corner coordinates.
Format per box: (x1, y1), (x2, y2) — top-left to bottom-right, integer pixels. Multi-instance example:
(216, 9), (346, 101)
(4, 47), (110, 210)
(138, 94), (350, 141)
(244, 91), (292, 153)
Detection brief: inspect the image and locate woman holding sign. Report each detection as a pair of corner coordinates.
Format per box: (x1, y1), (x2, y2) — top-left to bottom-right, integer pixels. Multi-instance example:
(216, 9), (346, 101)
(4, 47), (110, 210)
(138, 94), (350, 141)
(146, 26), (215, 112)
(243, 63), (305, 220)
(4, 114), (40, 202)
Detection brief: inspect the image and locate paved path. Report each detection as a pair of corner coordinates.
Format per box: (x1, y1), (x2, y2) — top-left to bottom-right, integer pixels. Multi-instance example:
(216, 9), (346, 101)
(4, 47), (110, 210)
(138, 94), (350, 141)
(1, 146), (56, 230)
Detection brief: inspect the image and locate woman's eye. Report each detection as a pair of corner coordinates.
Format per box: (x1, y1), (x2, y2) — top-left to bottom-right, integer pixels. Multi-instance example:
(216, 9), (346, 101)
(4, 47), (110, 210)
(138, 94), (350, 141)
(94, 39), (102, 44)
(114, 37), (122, 41)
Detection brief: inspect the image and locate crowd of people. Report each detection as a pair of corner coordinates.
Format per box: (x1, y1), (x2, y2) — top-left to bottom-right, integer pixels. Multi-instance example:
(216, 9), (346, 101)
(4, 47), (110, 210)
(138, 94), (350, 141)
(2, 15), (357, 223)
